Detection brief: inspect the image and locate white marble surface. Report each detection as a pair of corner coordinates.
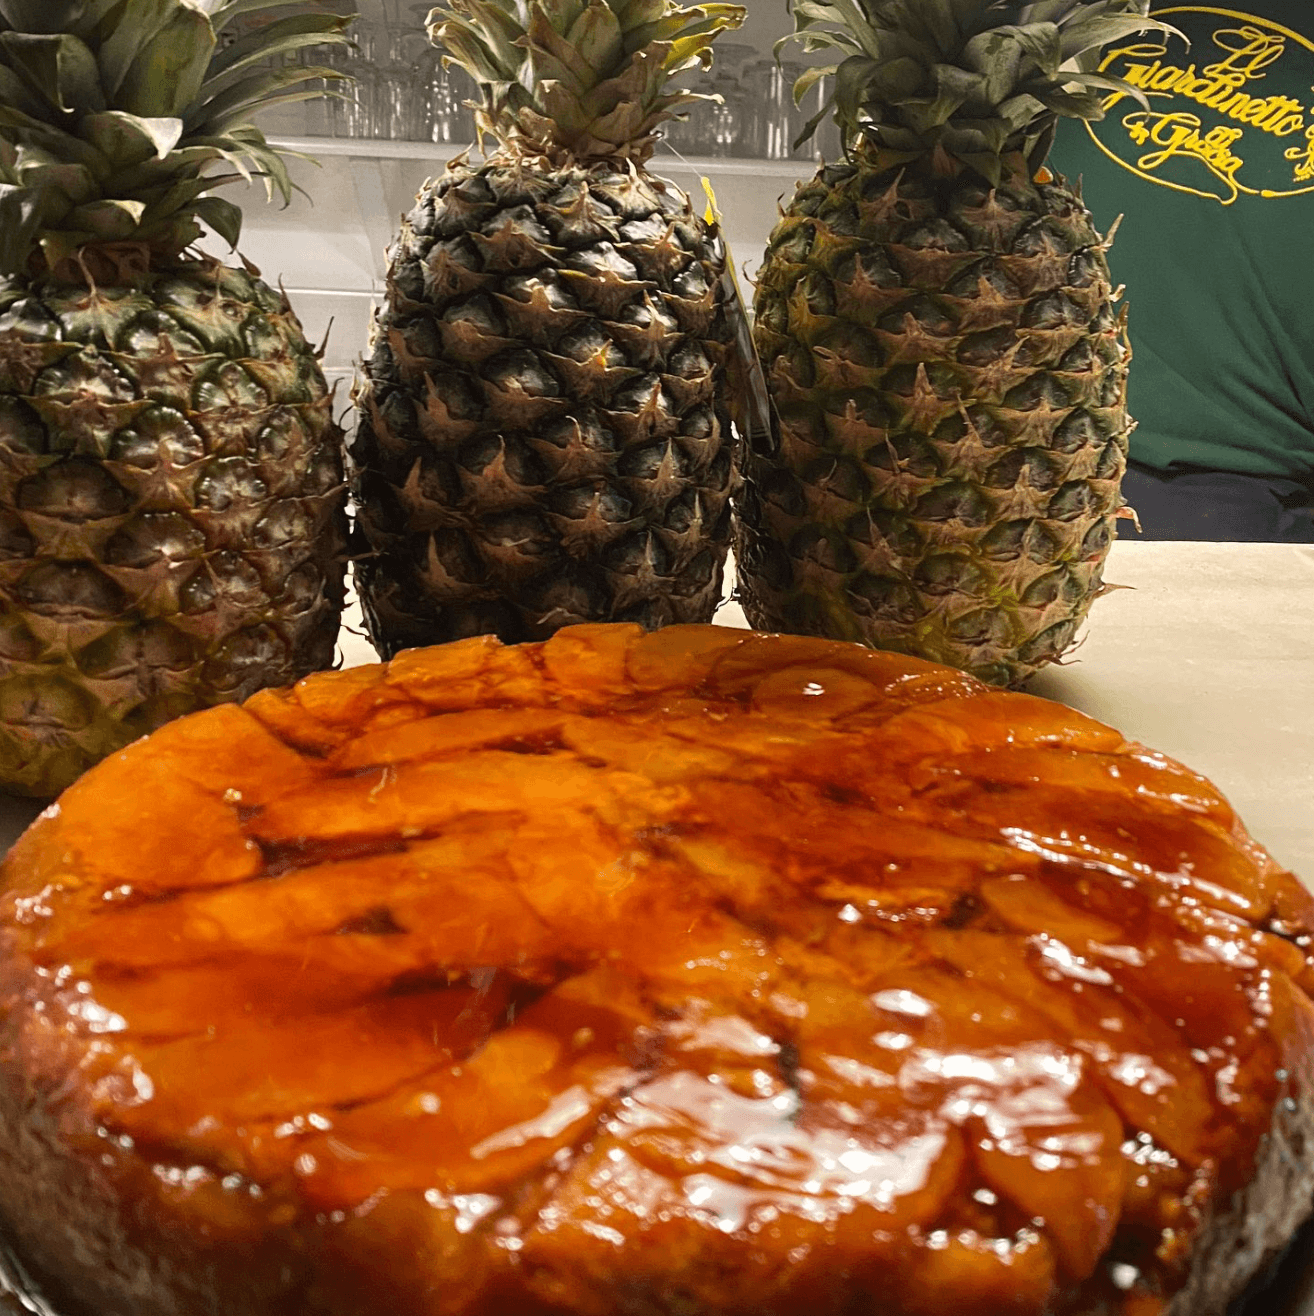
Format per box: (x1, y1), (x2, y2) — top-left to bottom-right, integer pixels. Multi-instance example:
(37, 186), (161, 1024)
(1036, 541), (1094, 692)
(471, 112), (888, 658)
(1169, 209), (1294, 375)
(1026, 541), (1314, 884)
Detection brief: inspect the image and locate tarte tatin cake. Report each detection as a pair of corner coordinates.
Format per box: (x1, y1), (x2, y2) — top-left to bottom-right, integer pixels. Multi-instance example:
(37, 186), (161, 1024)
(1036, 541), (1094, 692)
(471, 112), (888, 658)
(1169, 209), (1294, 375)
(0, 624), (1311, 1316)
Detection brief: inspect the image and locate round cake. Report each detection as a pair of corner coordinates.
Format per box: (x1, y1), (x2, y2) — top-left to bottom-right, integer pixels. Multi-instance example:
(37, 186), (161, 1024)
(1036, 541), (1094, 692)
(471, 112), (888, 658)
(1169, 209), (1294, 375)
(0, 623), (1311, 1316)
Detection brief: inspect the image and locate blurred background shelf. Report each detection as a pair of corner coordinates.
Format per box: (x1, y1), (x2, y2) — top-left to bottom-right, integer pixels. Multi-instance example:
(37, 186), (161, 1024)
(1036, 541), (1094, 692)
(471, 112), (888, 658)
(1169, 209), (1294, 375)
(270, 136), (821, 176)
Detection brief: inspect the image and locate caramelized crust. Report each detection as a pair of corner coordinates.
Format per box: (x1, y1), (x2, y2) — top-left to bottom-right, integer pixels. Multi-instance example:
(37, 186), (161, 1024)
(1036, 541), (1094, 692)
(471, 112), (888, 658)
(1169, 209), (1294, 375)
(1, 624), (1312, 1316)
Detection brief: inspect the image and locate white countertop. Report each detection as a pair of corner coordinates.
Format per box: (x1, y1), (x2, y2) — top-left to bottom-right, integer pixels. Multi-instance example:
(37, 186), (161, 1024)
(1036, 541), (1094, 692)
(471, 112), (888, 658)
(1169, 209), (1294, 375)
(1026, 540), (1314, 884)
(3, 541), (1312, 888)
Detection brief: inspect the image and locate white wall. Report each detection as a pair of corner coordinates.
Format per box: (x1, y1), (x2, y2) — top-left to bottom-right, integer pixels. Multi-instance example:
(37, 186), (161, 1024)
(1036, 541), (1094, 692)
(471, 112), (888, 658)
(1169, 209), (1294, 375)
(740, 0), (793, 54)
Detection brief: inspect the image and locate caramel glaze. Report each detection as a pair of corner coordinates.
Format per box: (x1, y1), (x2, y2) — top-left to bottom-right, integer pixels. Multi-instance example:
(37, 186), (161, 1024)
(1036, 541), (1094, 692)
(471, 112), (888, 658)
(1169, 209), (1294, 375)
(1, 624), (1313, 1316)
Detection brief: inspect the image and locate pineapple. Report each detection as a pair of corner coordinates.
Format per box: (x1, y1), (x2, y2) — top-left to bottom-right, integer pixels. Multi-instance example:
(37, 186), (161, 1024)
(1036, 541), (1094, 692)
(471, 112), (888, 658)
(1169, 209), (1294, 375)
(351, 0), (749, 656)
(0, 0), (352, 797)
(736, 0), (1174, 688)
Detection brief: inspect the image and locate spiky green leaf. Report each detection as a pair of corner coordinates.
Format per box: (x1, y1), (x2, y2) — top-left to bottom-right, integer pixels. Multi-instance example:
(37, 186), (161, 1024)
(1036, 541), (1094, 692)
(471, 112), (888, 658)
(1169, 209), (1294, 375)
(207, 11), (352, 82)
(617, 0), (668, 22)
(0, 0), (86, 36)
(563, 2), (626, 78)
(0, 179), (45, 272)
(1058, 10), (1179, 62)
(1, 32), (107, 115)
(96, 0), (180, 102)
(0, 33), (63, 112)
(193, 194), (243, 248)
(18, 161), (99, 205)
(59, 34), (107, 111)
(452, 0), (524, 71)
(433, 21), (510, 84)
(525, 12), (596, 95)
(82, 111), (185, 167)
(187, 62), (342, 136)
(0, 0), (348, 273)
(783, 0), (1184, 180)
(0, 103), (104, 168)
(66, 197), (146, 240)
(431, 0), (744, 160)
(791, 0), (883, 59)
(119, 4), (214, 116)
(208, 0), (341, 32)
(0, 61), (43, 116)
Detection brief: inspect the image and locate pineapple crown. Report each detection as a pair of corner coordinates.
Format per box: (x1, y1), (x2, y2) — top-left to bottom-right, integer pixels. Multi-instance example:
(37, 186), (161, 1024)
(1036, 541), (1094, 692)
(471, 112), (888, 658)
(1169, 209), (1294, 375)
(787, 0), (1181, 183)
(427, 0), (746, 166)
(0, 0), (352, 283)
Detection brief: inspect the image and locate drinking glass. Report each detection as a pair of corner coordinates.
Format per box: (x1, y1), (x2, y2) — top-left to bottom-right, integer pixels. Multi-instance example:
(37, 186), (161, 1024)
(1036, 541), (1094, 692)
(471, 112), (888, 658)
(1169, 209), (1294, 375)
(707, 43), (754, 156)
(299, 43), (330, 137)
(373, 25), (427, 139)
(662, 70), (719, 157)
(707, 79), (744, 157)
(416, 47), (475, 146)
(742, 59), (791, 159)
(798, 72), (845, 161)
(327, 19), (375, 138)
(741, 60), (846, 162)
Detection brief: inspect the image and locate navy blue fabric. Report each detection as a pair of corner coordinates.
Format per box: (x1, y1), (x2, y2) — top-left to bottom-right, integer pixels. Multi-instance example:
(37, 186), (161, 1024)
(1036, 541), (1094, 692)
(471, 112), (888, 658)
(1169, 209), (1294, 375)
(1117, 459), (1314, 542)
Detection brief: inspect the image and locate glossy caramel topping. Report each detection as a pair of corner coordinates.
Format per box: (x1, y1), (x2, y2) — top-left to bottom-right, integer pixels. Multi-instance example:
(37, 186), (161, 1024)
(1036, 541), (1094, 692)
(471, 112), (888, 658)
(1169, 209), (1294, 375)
(2, 624), (1312, 1315)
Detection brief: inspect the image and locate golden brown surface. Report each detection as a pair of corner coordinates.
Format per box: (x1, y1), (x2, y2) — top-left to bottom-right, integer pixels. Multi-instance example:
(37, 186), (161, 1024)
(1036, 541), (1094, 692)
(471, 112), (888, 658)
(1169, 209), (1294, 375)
(1, 623), (1313, 1316)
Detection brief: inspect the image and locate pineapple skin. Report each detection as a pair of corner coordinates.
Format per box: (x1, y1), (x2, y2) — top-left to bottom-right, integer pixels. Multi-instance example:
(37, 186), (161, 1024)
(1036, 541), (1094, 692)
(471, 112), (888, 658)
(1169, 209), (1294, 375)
(737, 162), (1131, 688)
(0, 259), (348, 797)
(351, 157), (739, 657)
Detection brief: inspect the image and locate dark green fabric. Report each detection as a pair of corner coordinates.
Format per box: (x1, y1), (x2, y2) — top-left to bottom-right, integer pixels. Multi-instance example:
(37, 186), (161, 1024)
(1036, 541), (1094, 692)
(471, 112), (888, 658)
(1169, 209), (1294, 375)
(1050, 1), (1314, 481)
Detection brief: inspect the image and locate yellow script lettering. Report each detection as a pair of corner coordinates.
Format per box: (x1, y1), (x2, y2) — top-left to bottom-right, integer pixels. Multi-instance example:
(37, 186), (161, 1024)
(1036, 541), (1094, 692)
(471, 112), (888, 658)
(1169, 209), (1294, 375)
(1100, 22), (1314, 196)
(1203, 26), (1286, 82)
(1100, 30), (1310, 146)
(1122, 111), (1246, 198)
(1285, 125), (1314, 181)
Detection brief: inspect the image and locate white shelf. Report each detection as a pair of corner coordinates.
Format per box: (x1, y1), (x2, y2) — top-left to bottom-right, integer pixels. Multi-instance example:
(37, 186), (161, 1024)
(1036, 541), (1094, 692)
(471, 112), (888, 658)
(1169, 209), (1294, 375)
(269, 136), (819, 177)
(654, 155), (820, 178)
(272, 136), (465, 160)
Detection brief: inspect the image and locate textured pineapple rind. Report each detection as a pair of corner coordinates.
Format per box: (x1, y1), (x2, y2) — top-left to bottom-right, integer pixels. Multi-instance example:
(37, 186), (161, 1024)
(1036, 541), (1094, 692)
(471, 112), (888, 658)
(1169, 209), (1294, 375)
(736, 161), (1132, 689)
(0, 259), (349, 797)
(351, 155), (740, 657)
